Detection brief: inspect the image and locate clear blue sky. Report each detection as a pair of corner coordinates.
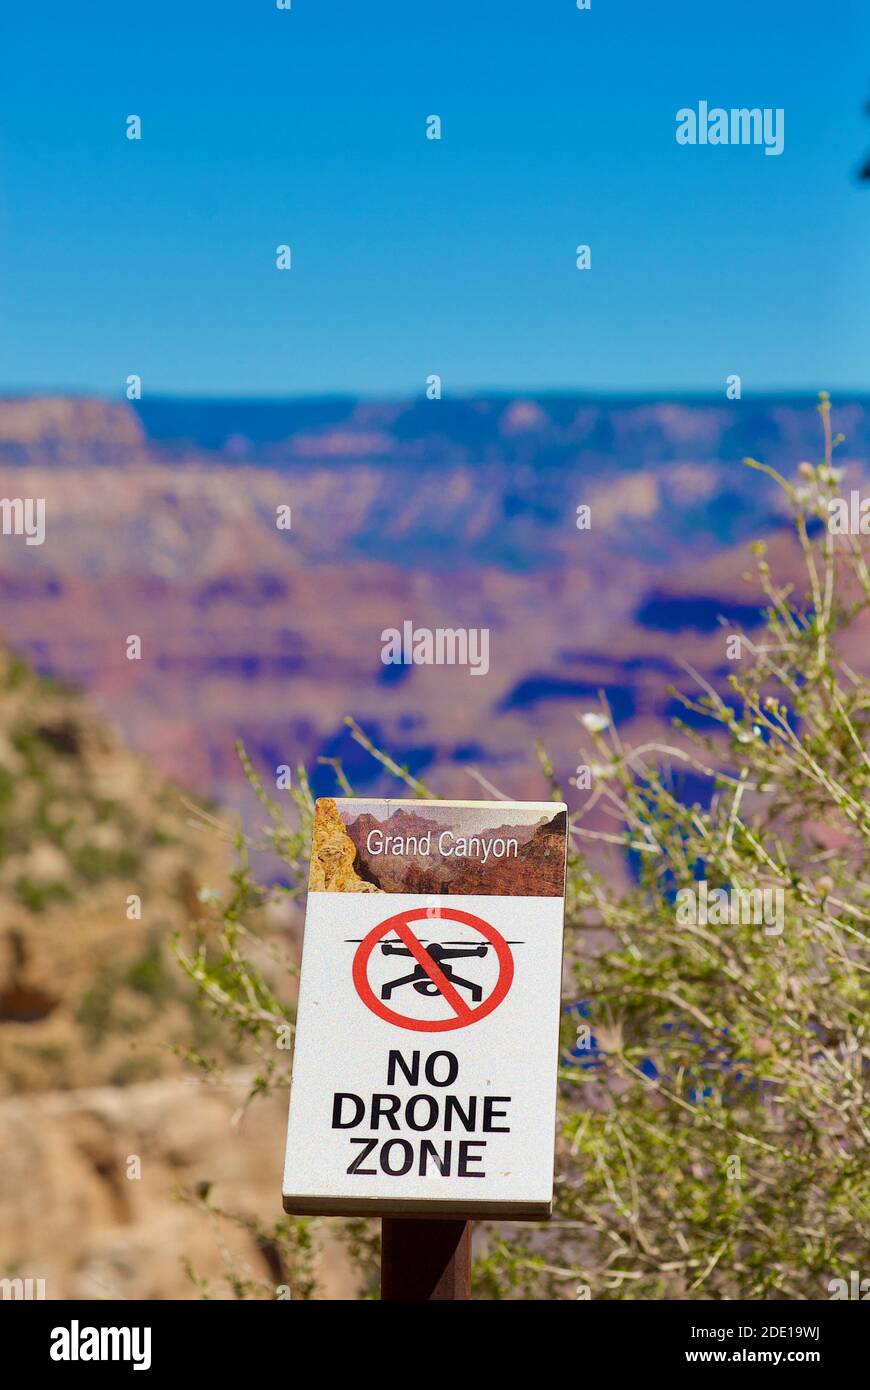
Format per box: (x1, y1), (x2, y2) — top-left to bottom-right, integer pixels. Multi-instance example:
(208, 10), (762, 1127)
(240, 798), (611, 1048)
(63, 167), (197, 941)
(0, 1), (867, 397)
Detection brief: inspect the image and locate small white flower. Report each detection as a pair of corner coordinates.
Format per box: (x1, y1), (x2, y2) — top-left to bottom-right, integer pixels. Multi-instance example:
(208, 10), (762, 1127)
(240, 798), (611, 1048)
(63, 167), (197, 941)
(581, 712), (610, 733)
(818, 466), (844, 484)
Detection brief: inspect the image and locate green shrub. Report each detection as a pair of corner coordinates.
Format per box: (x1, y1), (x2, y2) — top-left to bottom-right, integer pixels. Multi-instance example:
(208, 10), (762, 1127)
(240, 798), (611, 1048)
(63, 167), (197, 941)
(71, 842), (142, 883)
(175, 395), (869, 1300)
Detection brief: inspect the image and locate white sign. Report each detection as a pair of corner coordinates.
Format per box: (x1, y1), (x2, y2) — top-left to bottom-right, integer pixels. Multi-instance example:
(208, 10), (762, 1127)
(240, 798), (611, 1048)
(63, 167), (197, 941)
(282, 797), (568, 1219)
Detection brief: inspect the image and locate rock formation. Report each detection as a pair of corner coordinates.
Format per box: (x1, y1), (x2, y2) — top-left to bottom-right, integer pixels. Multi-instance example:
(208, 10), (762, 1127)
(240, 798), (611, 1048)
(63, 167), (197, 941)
(309, 798), (383, 893)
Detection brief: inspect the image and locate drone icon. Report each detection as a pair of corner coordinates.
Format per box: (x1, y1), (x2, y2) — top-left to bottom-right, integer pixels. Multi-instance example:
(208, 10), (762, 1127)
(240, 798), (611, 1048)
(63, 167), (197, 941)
(378, 940), (489, 1003)
(346, 926), (523, 1015)
(349, 913), (521, 1030)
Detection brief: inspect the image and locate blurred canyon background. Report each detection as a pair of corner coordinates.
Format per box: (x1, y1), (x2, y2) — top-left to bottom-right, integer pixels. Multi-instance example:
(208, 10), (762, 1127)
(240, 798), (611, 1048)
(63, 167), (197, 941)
(1, 389), (868, 1297)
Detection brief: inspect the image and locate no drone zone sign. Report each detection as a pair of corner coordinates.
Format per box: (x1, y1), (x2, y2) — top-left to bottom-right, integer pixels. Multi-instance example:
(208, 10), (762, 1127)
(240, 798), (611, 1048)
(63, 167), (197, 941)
(282, 797), (568, 1219)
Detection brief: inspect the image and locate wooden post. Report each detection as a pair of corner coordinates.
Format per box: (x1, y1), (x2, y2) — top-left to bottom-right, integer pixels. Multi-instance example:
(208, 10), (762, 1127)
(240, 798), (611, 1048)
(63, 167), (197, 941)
(381, 1219), (471, 1300)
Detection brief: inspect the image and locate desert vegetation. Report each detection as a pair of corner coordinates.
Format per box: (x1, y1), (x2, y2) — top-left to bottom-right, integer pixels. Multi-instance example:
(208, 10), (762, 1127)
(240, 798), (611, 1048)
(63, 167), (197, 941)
(176, 395), (869, 1299)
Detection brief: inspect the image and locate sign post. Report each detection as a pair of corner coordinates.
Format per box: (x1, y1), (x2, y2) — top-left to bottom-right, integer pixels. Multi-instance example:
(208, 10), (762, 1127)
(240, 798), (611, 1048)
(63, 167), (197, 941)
(282, 796), (568, 1297)
(381, 1218), (471, 1301)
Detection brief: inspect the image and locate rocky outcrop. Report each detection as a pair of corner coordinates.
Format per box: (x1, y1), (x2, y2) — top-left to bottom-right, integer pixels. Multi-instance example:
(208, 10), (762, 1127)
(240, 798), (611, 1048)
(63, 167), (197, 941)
(0, 1072), (356, 1300)
(0, 643), (230, 1096)
(0, 396), (144, 447)
(309, 798), (383, 893)
(0, 394), (143, 442)
(0, 649), (346, 1301)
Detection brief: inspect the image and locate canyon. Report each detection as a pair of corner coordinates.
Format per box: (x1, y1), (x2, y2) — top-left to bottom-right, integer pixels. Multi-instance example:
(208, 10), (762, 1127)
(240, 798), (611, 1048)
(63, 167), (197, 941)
(2, 390), (867, 832)
(1, 389), (868, 1299)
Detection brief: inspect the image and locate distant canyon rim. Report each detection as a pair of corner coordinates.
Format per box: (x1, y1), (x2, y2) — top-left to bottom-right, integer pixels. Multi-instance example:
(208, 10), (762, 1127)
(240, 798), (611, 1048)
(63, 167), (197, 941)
(1, 391), (867, 846)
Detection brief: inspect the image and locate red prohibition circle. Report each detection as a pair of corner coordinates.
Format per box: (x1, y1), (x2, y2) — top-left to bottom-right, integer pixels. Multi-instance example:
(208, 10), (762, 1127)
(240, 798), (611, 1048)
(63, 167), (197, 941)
(352, 906), (514, 1032)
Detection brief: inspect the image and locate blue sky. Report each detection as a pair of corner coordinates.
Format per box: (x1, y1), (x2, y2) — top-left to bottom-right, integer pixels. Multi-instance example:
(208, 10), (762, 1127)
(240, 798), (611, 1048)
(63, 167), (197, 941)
(0, 1), (867, 396)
